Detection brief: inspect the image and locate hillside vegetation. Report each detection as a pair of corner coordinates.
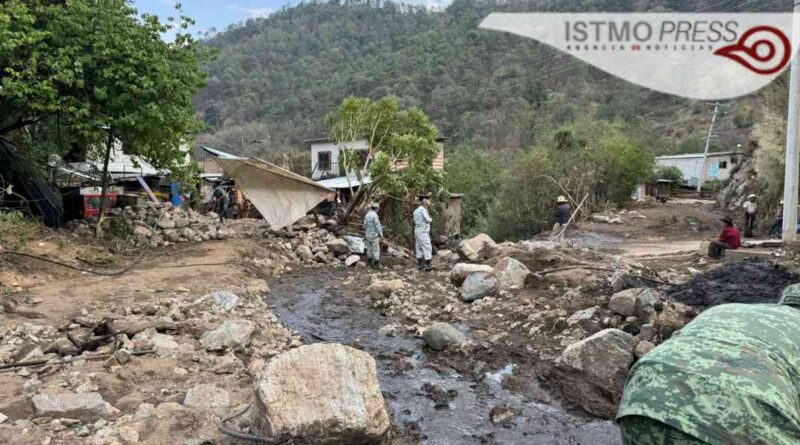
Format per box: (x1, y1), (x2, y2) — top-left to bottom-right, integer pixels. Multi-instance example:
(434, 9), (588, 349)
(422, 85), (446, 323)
(193, 0), (787, 160)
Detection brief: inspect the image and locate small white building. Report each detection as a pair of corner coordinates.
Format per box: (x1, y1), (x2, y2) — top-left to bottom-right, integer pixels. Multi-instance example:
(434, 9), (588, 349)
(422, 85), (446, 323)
(655, 151), (743, 186)
(307, 137), (446, 182)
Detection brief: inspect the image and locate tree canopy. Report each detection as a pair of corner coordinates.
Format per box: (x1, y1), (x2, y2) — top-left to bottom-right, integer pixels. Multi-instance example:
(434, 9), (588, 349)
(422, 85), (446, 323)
(0, 0), (208, 171)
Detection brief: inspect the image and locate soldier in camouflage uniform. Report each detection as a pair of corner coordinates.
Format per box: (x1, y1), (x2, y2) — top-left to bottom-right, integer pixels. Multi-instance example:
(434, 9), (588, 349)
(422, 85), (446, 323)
(364, 202), (383, 269)
(617, 283), (800, 445)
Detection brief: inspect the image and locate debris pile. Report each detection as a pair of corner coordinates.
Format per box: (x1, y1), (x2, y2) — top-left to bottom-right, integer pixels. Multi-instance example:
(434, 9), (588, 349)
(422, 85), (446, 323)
(668, 260), (800, 307)
(71, 202), (231, 246)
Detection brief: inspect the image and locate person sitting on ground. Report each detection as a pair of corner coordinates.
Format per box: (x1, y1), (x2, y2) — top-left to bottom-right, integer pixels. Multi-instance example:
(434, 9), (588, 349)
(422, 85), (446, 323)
(743, 193), (757, 238)
(617, 283), (800, 445)
(707, 216), (740, 259)
(770, 200), (784, 238)
(552, 195), (572, 234)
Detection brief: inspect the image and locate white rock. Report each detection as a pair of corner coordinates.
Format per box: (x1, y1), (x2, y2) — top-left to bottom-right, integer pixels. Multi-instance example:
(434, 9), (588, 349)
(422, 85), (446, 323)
(450, 263), (495, 286)
(31, 392), (117, 422)
(494, 257), (531, 290)
(252, 344), (389, 444)
(200, 320), (255, 352)
(460, 272), (499, 302)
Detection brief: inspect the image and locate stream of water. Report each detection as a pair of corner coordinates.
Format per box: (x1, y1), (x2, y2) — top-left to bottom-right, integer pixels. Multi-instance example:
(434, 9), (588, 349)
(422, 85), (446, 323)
(269, 269), (622, 445)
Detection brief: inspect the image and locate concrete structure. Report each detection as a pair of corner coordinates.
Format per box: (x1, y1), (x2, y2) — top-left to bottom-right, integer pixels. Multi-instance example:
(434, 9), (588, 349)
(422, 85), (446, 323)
(655, 151), (743, 186)
(308, 138), (446, 181)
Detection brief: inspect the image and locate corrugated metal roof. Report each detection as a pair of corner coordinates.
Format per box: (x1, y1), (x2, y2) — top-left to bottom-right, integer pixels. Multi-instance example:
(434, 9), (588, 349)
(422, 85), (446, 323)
(315, 174), (372, 189)
(655, 151), (743, 160)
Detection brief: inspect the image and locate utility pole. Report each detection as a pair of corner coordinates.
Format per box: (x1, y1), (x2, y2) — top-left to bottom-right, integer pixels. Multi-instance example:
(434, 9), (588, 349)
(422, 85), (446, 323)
(696, 102), (721, 194)
(782, 1), (800, 242)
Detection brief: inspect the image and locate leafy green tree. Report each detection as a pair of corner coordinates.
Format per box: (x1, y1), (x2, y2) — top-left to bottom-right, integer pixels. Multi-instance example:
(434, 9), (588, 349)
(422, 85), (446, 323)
(0, 0), (208, 230)
(325, 96), (444, 239)
(444, 145), (502, 234)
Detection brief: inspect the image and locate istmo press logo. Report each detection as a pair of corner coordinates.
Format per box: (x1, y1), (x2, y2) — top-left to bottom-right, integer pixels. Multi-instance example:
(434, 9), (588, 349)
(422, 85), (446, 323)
(479, 13), (799, 100)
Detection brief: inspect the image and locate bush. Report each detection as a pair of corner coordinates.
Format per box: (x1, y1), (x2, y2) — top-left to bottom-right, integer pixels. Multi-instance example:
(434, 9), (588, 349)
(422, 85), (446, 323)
(0, 211), (40, 250)
(444, 146), (502, 235)
(487, 119), (653, 240)
(653, 165), (684, 183)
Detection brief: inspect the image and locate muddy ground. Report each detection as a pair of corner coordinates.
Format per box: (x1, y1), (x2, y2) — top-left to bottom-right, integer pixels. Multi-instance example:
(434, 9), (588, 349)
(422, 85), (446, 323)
(0, 199), (793, 445)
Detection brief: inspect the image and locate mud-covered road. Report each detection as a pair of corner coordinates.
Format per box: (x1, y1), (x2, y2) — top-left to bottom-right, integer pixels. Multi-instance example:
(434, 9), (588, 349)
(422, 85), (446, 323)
(269, 268), (622, 445)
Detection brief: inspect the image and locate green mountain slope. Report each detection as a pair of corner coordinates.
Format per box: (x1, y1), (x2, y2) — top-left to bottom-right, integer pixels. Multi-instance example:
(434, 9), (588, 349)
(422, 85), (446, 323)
(194, 0), (784, 160)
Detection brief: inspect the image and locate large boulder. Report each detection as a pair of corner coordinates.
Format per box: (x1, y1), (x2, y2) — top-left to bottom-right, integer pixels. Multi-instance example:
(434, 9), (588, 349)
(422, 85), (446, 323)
(608, 288), (661, 321)
(200, 320), (255, 352)
(460, 272), (499, 302)
(556, 329), (635, 418)
(341, 235), (366, 254)
(423, 322), (467, 351)
(32, 392), (117, 422)
(326, 238), (351, 256)
(252, 343), (390, 444)
(458, 234), (498, 261)
(494, 257), (531, 290)
(450, 263), (495, 286)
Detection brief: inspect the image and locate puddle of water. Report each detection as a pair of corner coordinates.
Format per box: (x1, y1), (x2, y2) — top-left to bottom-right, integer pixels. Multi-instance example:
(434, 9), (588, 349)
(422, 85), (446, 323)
(269, 270), (621, 445)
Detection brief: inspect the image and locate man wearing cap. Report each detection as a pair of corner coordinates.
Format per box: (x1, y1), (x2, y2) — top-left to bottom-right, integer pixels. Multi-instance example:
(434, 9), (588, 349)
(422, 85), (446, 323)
(617, 283), (800, 445)
(743, 194), (757, 238)
(364, 202), (383, 269)
(707, 216), (740, 259)
(413, 197), (433, 270)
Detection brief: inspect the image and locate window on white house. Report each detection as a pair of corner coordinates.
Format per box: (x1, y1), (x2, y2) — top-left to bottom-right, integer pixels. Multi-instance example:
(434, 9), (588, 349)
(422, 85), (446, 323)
(318, 151), (331, 171)
(719, 161), (727, 169)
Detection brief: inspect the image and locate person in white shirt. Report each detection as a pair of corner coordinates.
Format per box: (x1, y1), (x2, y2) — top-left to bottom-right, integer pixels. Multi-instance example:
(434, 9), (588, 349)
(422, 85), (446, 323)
(413, 198), (433, 270)
(743, 194), (757, 238)
(364, 202), (383, 269)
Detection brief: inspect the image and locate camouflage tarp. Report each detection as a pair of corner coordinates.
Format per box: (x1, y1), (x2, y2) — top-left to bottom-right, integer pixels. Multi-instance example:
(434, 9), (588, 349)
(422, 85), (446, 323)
(618, 302), (800, 445)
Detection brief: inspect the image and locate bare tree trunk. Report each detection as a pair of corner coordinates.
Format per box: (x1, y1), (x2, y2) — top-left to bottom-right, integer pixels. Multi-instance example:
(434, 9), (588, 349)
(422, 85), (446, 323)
(94, 127), (114, 237)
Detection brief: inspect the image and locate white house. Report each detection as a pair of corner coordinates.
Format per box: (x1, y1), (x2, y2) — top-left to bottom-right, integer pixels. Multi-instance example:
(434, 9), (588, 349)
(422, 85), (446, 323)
(655, 151), (743, 186)
(307, 137), (446, 182)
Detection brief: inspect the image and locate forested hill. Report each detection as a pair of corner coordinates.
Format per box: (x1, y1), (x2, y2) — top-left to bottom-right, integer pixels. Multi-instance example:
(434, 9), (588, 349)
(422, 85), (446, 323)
(194, 0), (784, 159)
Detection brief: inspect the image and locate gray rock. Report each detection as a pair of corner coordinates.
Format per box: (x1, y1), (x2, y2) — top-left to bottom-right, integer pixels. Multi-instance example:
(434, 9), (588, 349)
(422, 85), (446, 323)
(635, 340), (656, 359)
(608, 289), (638, 317)
(183, 384), (230, 417)
(252, 343), (389, 444)
(32, 392), (116, 422)
(636, 323), (656, 343)
(341, 235), (366, 254)
(113, 349), (132, 365)
(494, 257), (531, 290)
(460, 272), (499, 302)
(200, 320), (255, 352)
(558, 329), (634, 417)
(450, 263), (495, 286)
(133, 328), (179, 356)
(423, 322), (467, 351)
(567, 306), (601, 328)
(458, 233), (497, 261)
(157, 219), (176, 229)
(344, 255), (361, 267)
(207, 290), (239, 311)
(325, 239), (350, 256)
(296, 245), (314, 262)
(173, 217), (190, 229)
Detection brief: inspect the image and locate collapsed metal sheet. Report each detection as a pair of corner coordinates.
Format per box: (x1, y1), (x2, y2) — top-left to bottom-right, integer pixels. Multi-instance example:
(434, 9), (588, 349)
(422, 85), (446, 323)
(216, 158), (333, 229)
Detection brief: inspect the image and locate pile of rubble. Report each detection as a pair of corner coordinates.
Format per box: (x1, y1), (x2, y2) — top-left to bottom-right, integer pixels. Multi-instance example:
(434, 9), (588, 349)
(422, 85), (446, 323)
(0, 268), (397, 445)
(70, 202), (232, 247)
(356, 232), (706, 419)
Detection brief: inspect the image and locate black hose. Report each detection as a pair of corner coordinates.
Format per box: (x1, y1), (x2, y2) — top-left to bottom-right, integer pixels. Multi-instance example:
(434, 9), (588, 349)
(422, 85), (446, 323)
(2, 249), (147, 276)
(217, 401), (286, 443)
